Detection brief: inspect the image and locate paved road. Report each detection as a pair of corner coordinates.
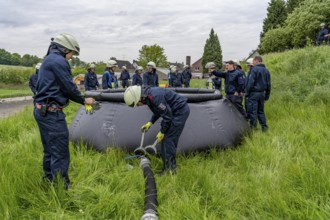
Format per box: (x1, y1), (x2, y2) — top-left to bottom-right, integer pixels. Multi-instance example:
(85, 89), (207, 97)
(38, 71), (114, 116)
(0, 96), (33, 118)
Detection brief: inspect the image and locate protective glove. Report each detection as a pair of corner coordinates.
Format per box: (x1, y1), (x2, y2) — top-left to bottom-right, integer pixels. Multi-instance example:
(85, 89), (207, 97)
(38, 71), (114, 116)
(85, 104), (94, 115)
(141, 122), (152, 132)
(156, 131), (164, 143)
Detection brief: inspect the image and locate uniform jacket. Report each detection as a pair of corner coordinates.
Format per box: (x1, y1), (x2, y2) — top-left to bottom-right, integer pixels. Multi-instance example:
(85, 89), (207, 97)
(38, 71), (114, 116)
(34, 48), (84, 106)
(143, 87), (187, 134)
(84, 71), (99, 90)
(245, 64), (271, 100)
(29, 70), (38, 95)
(119, 70), (131, 81)
(211, 69), (245, 95)
(143, 71), (159, 87)
(132, 72), (143, 86)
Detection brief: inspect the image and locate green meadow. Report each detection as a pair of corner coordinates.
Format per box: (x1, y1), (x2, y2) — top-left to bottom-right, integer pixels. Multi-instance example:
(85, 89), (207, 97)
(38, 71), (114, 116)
(0, 46), (329, 219)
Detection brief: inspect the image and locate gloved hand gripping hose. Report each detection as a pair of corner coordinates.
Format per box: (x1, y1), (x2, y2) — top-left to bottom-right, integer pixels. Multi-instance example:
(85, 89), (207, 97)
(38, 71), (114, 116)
(85, 102), (101, 115)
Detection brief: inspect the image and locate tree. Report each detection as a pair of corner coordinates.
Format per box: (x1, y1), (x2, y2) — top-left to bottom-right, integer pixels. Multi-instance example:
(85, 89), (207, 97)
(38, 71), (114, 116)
(285, 0), (330, 47)
(286, 0), (305, 14)
(259, 27), (292, 54)
(261, 0), (287, 39)
(202, 28), (223, 73)
(109, 57), (117, 60)
(11, 53), (21, 65)
(137, 44), (168, 68)
(259, 0), (330, 53)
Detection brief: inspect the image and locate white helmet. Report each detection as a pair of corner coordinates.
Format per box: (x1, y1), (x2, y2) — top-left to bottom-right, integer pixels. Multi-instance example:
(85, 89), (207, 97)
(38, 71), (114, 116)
(205, 62), (216, 69)
(89, 63), (96, 68)
(106, 60), (117, 68)
(36, 63), (42, 70)
(137, 66), (143, 71)
(52, 33), (80, 55)
(320, 23), (326, 27)
(246, 58), (253, 66)
(170, 66), (177, 72)
(184, 65), (189, 69)
(124, 86), (141, 108)
(147, 61), (156, 69)
(122, 65), (127, 70)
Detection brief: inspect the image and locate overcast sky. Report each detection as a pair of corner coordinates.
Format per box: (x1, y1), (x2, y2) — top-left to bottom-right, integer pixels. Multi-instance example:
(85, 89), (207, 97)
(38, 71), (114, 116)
(0, 0), (270, 64)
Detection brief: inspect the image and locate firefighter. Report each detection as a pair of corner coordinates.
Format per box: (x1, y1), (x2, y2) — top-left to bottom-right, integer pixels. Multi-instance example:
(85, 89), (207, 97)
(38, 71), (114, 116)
(245, 56), (271, 132)
(84, 63), (99, 91)
(132, 66), (143, 86)
(124, 85), (190, 175)
(119, 65), (130, 88)
(29, 63), (42, 95)
(143, 61), (159, 87)
(182, 65), (192, 87)
(102, 60), (117, 89)
(207, 61), (247, 118)
(34, 33), (96, 189)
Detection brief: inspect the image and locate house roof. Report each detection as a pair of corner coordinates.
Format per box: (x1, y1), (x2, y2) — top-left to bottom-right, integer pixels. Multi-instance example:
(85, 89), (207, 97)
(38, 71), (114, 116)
(115, 60), (134, 69)
(191, 57), (202, 66)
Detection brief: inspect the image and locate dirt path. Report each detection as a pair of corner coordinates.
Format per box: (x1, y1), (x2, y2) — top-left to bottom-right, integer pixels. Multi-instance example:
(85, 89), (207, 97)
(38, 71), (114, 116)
(0, 96), (33, 118)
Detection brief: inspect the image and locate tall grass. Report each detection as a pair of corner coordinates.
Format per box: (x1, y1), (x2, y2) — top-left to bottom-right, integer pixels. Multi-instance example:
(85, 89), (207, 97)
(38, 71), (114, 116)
(0, 46), (329, 219)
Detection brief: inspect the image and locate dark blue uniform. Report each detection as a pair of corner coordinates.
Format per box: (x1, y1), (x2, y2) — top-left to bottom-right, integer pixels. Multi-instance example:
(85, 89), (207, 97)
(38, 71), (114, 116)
(211, 69), (247, 118)
(212, 77), (221, 90)
(317, 28), (329, 45)
(143, 87), (190, 171)
(120, 70), (131, 88)
(84, 71), (99, 91)
(132, 72), (142, 86)
(245, 64), (271, 130)
(29, 70), (38, 95)
(102, 71), (117, 89)
(34, 46), (85, 188)
(169, 72), (184, 87)
(182, 68), (192, 87)
(143, 71), (159, 87)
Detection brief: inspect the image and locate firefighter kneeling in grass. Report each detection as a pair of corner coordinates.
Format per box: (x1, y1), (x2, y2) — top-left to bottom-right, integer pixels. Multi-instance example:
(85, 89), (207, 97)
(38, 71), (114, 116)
(124, 85), (190, 176)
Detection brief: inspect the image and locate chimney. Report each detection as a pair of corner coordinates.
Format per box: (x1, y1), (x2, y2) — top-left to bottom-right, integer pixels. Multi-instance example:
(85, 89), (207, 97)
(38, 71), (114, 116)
(186, 56), (191, 66)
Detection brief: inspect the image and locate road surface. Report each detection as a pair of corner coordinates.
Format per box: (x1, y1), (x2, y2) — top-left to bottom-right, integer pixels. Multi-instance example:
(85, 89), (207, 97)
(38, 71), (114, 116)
(0, 96), (33, 118)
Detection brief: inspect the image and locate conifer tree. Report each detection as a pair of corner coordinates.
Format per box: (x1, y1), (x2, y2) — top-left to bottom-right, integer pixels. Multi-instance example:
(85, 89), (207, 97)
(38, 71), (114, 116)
(202, 28), (223, 73)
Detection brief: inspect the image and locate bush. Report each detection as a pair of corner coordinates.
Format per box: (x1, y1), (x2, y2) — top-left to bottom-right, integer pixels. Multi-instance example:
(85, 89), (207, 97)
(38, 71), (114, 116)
(0, 67), (33, 84)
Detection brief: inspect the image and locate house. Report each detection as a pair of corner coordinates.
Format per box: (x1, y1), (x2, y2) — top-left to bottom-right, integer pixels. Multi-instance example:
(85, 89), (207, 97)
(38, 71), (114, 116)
(191, 57), (203, 78)
(113, 59), (135, 73)
(245, 49), (259, 61)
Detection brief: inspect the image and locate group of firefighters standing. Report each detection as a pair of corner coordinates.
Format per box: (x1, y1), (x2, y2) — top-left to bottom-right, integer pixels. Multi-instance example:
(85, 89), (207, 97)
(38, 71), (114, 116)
(83, 61), (193, 91)
(206, 57), (271, 132)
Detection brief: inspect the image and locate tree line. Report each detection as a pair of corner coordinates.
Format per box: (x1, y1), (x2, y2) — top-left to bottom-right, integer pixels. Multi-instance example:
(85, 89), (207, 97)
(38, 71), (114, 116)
(0, 48), (86, 68)
(259, 0), (330, 54)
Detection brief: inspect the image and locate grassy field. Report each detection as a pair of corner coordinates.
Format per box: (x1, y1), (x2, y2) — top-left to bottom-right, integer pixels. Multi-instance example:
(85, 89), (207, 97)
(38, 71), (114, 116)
(0, 46), (329, 219)
(0, 88), (32, 98)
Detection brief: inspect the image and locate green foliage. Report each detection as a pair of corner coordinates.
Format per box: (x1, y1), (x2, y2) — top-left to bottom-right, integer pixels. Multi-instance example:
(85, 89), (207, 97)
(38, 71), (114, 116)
(260, 0), (330, 53)
(260, 27), (292, 53)
(202, 28), (223, 73)
(286, 0), (305, 14)
(137, 44), (168, 68)
(261, 0), (287, 38)
(0, 47), (329, 219)
(285, 0), (330, 47)
(0, 65), (33, 84)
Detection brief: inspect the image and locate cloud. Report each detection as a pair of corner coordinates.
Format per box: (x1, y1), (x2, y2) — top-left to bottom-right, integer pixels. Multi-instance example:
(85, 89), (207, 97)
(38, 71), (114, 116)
(0, 0), (270, 63)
